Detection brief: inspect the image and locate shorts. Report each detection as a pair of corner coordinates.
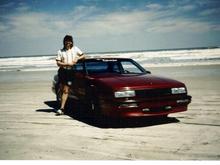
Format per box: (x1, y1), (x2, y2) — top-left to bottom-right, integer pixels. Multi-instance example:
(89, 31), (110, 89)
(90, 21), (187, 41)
(58, 68), (74, 86)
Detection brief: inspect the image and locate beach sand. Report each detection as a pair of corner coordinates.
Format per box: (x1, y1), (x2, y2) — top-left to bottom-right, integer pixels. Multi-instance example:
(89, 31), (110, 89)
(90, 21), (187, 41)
(0, 65), (220, 160)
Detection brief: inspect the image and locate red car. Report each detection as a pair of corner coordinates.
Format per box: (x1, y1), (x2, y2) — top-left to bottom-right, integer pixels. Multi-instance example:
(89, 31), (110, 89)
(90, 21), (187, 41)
(52, 58), (191, 118)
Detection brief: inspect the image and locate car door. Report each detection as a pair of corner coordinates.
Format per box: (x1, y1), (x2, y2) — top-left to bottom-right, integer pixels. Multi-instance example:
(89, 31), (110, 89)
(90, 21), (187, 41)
(71, 62), (88, 100)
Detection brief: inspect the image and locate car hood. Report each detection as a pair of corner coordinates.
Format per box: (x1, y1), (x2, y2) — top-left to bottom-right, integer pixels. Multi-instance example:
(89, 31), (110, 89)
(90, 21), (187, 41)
(89, 73), (185, 90)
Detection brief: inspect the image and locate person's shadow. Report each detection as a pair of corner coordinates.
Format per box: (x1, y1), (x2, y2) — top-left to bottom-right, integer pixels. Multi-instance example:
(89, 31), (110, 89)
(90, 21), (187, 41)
(36, 99), (179, 128)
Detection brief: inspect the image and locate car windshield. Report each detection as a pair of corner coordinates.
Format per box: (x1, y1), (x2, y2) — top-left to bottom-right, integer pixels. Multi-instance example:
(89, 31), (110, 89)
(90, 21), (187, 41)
(85, 59), (145, 74)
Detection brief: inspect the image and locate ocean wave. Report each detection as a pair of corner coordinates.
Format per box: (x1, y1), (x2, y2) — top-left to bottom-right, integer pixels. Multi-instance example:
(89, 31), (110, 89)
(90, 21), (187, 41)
(0, 48), (220, 72)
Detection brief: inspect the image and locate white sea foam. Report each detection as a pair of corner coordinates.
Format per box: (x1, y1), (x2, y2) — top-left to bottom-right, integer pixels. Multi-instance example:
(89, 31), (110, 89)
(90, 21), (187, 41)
(0, 56), (57, 72)
(0, 48), (220, 71)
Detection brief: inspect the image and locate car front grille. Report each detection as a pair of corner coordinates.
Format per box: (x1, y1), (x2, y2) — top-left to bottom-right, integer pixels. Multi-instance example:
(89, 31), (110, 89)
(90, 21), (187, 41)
(135, 88), (172, 98)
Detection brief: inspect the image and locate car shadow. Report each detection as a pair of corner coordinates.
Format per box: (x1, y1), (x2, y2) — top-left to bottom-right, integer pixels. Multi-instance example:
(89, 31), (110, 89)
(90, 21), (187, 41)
(38, 100), (180, 128)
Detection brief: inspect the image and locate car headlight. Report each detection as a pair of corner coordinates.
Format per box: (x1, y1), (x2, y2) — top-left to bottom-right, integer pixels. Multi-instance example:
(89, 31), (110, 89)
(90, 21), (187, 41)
(171, 87), (186, 94)
(114, 90), (135, 98)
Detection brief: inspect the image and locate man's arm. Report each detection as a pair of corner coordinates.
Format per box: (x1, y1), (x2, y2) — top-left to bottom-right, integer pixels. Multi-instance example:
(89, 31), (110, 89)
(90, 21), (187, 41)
(78, 54), (85, 61)
(56, 60), (76, 67)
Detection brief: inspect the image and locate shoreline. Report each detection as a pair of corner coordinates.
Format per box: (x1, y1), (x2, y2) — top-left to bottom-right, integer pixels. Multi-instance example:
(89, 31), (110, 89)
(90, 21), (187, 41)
(0, 63), (220, 73)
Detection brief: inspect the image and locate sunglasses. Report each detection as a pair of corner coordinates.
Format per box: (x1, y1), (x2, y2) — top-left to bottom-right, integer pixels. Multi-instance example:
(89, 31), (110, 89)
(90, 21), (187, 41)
(65, 41), (73, 44)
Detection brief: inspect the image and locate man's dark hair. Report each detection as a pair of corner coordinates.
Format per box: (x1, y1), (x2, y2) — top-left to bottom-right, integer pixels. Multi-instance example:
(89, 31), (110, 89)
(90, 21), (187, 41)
(63, 35), (73, 49)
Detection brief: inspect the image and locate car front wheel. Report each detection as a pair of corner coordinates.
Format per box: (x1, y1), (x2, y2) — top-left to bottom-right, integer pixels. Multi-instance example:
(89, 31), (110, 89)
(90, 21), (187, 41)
(56, 84), (62, 103)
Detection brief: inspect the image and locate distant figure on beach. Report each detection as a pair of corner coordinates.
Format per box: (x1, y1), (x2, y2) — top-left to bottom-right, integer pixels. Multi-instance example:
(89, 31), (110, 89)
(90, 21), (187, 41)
(55, 35), (85, 115)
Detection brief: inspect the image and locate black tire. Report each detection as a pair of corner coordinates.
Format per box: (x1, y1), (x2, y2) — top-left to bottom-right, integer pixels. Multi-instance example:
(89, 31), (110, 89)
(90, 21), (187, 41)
(56, 84), (62, 104)
(87, 92), (105, 119)
(87, 99), (100, 114)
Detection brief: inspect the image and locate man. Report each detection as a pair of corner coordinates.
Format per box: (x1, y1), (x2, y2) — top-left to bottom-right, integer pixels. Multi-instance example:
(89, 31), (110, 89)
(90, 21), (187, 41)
(55, 35), (85, 115)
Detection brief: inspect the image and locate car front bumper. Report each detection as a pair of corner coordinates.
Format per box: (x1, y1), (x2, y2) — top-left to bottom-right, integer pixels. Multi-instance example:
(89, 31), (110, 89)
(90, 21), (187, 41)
(99, 95), (192, 118)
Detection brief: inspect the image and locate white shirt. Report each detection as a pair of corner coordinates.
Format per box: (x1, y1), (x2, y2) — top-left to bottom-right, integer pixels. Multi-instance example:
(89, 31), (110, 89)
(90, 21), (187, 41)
(56, 46), (83, 65)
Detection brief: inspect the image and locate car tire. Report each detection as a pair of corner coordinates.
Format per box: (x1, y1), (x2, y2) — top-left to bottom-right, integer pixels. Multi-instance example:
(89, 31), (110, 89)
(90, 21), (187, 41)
(56, 84), (62, 104)
(87, 93), (105, 118)
(88, 99), (100, 113)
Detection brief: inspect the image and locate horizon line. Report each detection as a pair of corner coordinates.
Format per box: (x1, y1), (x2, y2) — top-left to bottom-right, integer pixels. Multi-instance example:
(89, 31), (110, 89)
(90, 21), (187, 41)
(0, 45), (219, 58)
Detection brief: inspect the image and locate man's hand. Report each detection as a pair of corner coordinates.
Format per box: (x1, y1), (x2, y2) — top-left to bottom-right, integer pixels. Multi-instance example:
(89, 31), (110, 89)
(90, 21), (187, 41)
(67, 60), (77, 66)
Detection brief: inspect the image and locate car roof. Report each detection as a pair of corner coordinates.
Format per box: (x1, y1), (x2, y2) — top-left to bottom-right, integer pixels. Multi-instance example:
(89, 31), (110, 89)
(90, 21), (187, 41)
(83, 56), (131, 61)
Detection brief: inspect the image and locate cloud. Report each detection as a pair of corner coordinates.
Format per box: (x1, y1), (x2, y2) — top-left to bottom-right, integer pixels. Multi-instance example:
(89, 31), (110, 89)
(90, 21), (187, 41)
(146, 3), (163, 10)
(0, 1), (219, 56)
(199, 8), (220, 16)
(72, 5), (219, 37)
(180, 5), (196, 11)
(145, 18), (213, 33)
(0, 3), (219, 41)
(15, 2), (30, 12)
(1, 12), (56, 39)
(0, 2), (15, 8)
(74, 10), (150, 37)
(0, 5), (102, 39)
(0, 24), (8, 31)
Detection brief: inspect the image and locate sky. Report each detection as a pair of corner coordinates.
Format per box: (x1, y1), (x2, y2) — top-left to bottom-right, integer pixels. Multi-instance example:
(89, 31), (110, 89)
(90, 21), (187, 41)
(0, 0), (220, 57)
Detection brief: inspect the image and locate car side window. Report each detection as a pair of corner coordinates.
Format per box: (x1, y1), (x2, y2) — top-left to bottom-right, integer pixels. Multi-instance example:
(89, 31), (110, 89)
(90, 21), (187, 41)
(107, 62), (120, 73)
(86, 61), (108, 73)
(121, 61), (143, 74)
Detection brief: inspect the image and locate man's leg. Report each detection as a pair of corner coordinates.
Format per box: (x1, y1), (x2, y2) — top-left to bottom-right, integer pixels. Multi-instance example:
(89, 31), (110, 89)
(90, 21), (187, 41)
(60, 85), (69, 112)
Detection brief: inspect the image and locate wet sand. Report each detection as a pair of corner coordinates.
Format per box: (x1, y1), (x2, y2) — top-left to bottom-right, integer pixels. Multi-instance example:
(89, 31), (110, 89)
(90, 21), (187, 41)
(0, 65), (220, 160)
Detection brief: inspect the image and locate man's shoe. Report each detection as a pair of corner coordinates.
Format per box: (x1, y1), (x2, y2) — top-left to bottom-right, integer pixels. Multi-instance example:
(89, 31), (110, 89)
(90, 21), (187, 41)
(56, 109), (64, 116)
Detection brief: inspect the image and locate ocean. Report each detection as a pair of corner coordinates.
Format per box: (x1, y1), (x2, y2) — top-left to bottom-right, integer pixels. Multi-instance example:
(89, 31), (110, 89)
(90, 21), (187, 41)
(0, 47), (220, 72)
